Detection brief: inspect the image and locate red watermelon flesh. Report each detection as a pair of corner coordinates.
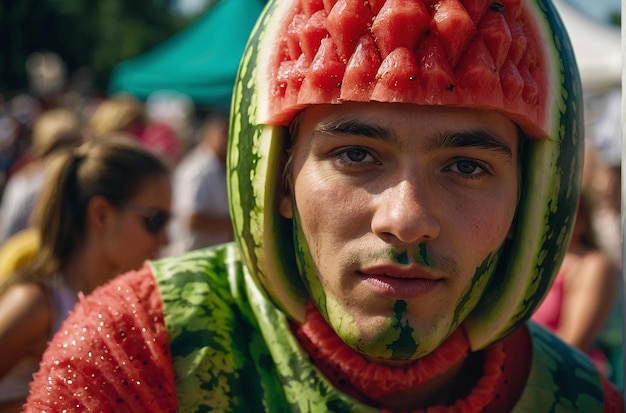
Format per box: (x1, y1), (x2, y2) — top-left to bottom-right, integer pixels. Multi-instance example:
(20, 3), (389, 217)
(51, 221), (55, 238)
(326, 0), (373, 59)
(478, 11), (512, 69)
(301, 10), (328, 61)
(341, 35), (382, 99)
(430, 0), (477, 68)
(370, 0), (430, 58)
(304, 0), (326, 16)
(263, 0), (551, 139)
(463, 0), (491, 24)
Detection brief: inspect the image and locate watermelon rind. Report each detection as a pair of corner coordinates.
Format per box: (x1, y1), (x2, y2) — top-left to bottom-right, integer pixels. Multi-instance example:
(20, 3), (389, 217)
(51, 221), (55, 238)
(229, 2), (308, 322)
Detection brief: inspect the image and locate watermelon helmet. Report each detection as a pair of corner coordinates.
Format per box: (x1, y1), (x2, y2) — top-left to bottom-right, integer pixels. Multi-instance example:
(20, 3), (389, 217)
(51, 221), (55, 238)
(228, 0), (583, 352)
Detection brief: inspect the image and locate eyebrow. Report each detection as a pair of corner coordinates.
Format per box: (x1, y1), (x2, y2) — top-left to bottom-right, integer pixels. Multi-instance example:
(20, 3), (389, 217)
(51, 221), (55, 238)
(424, 131), (514, 158)
(311, 118), (513, 158)
(312, 118), (395, 143)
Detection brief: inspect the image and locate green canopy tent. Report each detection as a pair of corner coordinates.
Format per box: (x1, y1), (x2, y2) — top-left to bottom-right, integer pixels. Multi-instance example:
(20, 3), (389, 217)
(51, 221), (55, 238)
(108, 0), (266, 110)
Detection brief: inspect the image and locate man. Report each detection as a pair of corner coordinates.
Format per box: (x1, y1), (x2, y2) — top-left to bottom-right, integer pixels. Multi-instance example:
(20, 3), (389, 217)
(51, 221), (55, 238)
(24, 0), (624, 411)
(165, 111), (232, 255)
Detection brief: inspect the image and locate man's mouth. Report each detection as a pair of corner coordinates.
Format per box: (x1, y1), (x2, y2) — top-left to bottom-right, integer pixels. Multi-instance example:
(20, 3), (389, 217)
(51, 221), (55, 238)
(358, 265), (442, 299)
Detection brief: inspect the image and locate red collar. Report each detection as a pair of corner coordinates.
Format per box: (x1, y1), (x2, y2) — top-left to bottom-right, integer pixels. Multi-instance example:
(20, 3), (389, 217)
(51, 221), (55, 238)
(294, 300), (507, 412)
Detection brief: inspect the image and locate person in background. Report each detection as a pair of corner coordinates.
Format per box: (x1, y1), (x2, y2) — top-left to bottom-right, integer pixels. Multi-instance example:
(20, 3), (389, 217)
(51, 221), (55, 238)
(87, 95), (181, 166)
(588, 152), (621, 268)
(0, 108), (82, 243)
(164, 111), (232, 256)
(577, 143), (623, 390)
(23, 0), (624, 411)
(588, 159), (623, 390)
(532, 193), (620, 376)
(0, 135), (171, 412)
(0, 229), (39, 286)
(87, 95), (145, 139)
(4, 94), (41, 178)
(0, 96), (19, 193)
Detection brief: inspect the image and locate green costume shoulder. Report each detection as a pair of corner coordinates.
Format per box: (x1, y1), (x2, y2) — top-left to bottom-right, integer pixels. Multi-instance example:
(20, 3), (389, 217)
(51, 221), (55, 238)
(519, 322), (608, 411)
(151, 244), (615, 412)
(151, 243), (367, 412)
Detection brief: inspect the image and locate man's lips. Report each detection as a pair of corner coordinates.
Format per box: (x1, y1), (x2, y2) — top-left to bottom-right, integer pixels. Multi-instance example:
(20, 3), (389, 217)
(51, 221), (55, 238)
(359, 264), (440, 280)
(358, 265), (442, 299)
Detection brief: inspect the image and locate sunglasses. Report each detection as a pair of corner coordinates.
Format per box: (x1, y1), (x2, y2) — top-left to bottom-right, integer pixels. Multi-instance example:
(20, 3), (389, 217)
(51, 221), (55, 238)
(122, 202), (171, 234)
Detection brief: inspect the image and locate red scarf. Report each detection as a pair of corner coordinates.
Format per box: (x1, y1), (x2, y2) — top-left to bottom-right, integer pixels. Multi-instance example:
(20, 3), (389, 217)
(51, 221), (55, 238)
(295, 301), (506, 412)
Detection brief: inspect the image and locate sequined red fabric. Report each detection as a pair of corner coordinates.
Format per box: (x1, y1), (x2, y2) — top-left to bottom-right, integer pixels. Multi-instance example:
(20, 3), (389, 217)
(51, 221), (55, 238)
(23, 267), (177, 412)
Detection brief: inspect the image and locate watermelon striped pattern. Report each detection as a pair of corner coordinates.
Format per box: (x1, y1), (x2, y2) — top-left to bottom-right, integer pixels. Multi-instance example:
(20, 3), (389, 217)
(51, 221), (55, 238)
(229, 0), (309, 323)
(153, 246), (613, 411)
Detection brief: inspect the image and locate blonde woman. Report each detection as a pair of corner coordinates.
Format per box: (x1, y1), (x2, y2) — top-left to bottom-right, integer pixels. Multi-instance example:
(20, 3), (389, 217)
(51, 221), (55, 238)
(0, 135), (171, 412)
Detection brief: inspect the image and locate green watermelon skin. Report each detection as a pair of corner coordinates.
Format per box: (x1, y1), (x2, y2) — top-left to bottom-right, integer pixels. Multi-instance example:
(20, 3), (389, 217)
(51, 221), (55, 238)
(151, 244), (612, 412)
(229, 0), (583, 350)
(23, 246), (619, 411)
(229, 11), (307, 322)
(518, 322), (606, 411)
(152, 244), (365, 412)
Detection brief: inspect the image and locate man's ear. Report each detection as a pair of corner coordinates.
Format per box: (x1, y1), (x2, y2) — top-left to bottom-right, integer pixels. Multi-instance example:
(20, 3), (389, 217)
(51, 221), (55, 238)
(86, 195), (113, 232)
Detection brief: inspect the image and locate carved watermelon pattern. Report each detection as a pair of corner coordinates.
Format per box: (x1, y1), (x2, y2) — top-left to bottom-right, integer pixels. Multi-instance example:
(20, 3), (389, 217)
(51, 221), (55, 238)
(266, 0), (548, 137)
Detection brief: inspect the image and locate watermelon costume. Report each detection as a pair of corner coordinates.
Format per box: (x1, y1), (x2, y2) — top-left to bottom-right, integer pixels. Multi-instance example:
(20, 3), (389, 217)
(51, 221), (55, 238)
(24, 246), (623, 411)
(24, 0), (625, 411)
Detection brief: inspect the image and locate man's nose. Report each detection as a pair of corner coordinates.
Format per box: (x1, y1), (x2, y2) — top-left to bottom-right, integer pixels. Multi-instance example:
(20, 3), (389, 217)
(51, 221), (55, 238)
(371, 179), (441, 245)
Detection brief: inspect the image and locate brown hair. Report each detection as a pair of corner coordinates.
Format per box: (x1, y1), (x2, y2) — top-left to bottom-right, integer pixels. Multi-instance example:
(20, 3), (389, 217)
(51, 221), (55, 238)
(88, 96), (146, 138)
(31, 108), (82, 157)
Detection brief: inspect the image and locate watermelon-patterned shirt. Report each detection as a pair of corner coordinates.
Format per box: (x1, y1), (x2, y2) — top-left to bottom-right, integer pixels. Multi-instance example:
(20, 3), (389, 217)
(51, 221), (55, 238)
(24, 244), (624, 412)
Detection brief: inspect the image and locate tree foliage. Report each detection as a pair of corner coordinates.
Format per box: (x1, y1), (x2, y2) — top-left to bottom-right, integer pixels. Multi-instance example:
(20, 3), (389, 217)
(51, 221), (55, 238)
(0, 0), (204, 98)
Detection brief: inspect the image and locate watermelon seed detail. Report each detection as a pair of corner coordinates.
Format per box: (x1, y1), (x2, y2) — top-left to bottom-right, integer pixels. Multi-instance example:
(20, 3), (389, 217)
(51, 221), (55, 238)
(490, 2), (506, 13)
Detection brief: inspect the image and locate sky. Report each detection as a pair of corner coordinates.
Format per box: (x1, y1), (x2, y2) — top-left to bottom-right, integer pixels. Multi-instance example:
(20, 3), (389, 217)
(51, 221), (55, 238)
(173, 0), (211, 16)
(565, 0), (620, 24)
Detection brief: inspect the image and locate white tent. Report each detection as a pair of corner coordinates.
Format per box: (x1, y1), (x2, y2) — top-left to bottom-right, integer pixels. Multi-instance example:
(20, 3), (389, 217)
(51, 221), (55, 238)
(553, 0), (621, 91)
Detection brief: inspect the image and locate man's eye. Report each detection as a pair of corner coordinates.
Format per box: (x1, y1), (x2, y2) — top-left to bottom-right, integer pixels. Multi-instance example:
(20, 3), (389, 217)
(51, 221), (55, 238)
(448, 159), (486, 177)
(337, 147), (373, 164)
(456, 160), (478, 174)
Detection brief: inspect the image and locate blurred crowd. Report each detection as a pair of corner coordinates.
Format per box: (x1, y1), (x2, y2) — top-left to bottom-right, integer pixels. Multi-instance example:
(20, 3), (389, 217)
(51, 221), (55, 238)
(0, 84), (232, 256)
(0, 64), (233, 411)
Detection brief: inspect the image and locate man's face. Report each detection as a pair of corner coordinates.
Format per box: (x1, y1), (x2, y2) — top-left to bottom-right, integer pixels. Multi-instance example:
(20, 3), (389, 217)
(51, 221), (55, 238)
(279, 102), (520, 361)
